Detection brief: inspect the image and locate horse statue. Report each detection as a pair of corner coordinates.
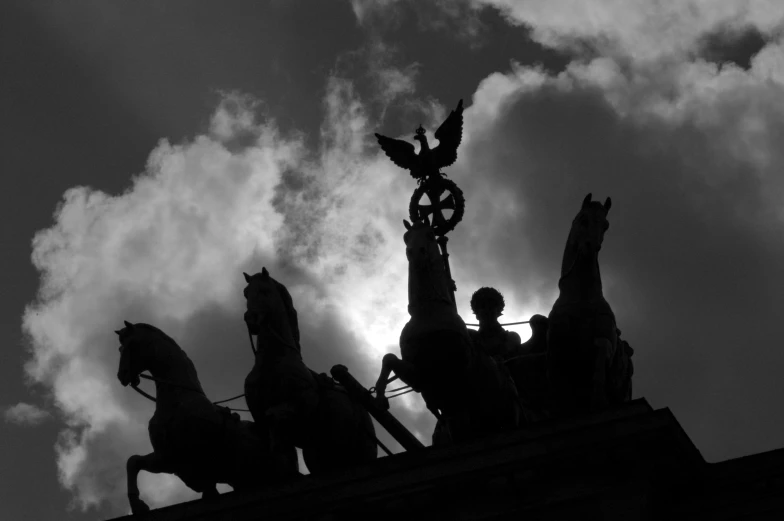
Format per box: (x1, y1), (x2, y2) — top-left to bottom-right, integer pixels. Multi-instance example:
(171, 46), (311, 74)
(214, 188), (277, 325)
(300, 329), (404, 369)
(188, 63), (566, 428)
(115, 321), (292, 515)
(242, 269), (378, 475)
(373, 219), (521, 445)
(545, 193), (634, 417)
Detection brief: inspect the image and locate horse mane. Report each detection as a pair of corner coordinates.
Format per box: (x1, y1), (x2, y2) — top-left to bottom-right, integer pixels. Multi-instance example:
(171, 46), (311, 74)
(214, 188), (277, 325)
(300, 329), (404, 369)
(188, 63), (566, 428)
(248, 273), (301, 351)
(562, 201), (609, 277)
(272, 279), (301, 351)
(246, 271), (302, 351)
(133, 323), (182, 350)
(132, 322), (206, 395)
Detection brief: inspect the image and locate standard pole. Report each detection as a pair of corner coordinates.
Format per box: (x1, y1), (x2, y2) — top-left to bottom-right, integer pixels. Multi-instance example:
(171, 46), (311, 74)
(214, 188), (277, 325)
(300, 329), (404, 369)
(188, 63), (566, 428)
(330, 364), (426, 453)
(436, 235), (457, 308)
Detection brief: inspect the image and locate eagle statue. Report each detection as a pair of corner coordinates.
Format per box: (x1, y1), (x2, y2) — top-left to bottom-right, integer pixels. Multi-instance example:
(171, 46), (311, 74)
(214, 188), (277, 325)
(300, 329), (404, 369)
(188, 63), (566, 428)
(374, 99), (464, 183)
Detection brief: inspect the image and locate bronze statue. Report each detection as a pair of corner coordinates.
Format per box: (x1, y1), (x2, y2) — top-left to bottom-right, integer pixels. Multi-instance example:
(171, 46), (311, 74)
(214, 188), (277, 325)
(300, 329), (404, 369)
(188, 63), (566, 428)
(115, 321), (292, 515)
(503, 315), (550, 423)
(467, 289), (554, 423)
(610, 328), (635, 403)
(373, 219), (521, 445)
(375, 99), (463, 184)
(545, 194), (634, 417)
(242, 269), (377, 475)
(468, 287), (522, 360)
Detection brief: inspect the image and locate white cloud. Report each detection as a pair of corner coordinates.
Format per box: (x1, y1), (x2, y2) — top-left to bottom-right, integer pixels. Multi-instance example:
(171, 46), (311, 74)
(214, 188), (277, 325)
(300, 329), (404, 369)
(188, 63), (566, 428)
(475, 0), (784, 62)
(4, 402), (51, 425)
(350, 0), (401, 25)
(451, 1), (784, 218)
(22, 81), (418, 513)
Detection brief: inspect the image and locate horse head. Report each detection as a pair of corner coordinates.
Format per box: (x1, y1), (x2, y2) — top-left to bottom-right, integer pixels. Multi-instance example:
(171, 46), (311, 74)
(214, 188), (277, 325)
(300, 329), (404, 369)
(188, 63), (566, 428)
(562, 193), (611, 277)
(116, 320), (149, 388)
(403, 217), (453, 310)
(403, 217), (446, 276)
(403, 217), (440, 266)
(243, 268), (300, 350)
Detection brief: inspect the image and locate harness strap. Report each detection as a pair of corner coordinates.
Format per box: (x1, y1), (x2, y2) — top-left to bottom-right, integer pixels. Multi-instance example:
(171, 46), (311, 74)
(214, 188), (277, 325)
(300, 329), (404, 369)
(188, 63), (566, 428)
(133, 374), (248, 408)
(131, 384), (157, 403)
(465, 319), (531, 327)
(138, 373), (202, 394)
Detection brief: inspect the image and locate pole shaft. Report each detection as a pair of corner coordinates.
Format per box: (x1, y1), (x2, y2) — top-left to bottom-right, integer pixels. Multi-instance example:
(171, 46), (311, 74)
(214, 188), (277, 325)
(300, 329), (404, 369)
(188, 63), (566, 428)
(437, 235), (457, 308)
(330, 364), (425, 452)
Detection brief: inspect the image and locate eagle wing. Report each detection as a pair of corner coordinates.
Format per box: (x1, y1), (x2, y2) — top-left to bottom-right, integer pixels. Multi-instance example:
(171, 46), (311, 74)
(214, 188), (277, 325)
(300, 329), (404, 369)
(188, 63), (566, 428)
(375, 134), (419, 171)
(432, 99), (464, 168)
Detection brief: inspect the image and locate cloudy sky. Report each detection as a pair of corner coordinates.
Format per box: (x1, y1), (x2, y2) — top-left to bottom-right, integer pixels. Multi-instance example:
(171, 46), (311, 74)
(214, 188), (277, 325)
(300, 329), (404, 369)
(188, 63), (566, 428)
(2, 0), (784, 518)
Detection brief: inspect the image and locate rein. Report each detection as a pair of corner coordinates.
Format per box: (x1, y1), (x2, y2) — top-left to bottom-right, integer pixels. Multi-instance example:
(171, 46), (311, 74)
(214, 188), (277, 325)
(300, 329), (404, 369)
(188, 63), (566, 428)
(248, 322), (301, 358)
(130, 374), (250, 411)
(465, 320), (531, 327)
(129, 321), (299, 410)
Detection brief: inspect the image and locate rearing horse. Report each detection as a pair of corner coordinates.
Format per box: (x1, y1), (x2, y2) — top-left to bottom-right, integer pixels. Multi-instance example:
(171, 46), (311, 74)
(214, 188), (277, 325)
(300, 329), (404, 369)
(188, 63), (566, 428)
(116, 321), (291, 515)
(374, 219), (520, 445)
(546, 193), (630, 417)
(242, 269), (377, 474)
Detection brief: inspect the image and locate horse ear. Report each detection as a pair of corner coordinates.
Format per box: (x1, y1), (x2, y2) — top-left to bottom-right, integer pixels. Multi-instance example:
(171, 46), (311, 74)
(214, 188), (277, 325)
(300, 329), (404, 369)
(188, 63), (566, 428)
(604, 197), (612, 212)
(243, 272), (251, 283)
(114, 330), (122, 336)
(582, 193), (592, 208)
(261, 267), (269, 279)
(123, 320), (133, 329)
(423, 215), (431, 227)
(403, 220), (412, 230)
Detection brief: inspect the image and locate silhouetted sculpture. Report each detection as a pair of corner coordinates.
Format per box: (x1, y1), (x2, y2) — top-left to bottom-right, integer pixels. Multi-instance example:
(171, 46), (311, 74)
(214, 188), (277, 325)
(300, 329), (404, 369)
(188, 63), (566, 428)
(504, 315), (550, 422)
(518, 314), (549, 355)
(242, 269), (377, 474)
(115, 321), (290, 515)
(375, 99), (464, 184)
(468, 287), (522, 360)
(545, 194), (634, 417)
(373, 219), (520, 445)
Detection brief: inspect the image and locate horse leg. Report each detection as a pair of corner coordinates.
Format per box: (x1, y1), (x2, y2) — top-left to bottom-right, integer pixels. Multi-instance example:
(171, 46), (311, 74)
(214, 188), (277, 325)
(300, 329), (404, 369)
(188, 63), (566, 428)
(374, 353), (422, 410)
(263, 413), (300, 480)
(590, 338), (614, 411)
(126, 452), (176, 514)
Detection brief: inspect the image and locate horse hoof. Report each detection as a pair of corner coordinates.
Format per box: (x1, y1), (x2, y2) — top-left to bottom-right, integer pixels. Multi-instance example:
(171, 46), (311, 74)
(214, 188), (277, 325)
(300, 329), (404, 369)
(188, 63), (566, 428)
(129, 496), (150, 514)
(374, 396), (390, 411)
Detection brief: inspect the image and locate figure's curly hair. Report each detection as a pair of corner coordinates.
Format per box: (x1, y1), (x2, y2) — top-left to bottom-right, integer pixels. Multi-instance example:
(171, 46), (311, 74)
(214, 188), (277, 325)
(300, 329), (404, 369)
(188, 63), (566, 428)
(470, 287), (505, 315)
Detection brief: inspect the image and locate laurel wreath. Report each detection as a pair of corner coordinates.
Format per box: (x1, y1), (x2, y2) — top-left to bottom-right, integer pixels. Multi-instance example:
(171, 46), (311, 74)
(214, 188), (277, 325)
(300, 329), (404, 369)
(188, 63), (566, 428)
(408, 177), (465, 236)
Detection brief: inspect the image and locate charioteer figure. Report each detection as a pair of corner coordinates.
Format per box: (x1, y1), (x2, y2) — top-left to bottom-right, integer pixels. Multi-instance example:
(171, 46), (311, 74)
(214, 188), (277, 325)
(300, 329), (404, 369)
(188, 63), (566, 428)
(468, 287), (521, 361)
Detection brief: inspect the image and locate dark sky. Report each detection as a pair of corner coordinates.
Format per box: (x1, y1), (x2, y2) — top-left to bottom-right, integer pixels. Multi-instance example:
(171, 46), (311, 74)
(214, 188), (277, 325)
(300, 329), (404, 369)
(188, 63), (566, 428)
(2, 0), (783, 519)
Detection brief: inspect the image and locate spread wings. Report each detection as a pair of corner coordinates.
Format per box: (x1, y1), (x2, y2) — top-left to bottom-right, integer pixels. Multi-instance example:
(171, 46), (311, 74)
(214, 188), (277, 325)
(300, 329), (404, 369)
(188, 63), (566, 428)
(374, 99), (464, 175)
(432, 99), (464, 168)
(374, 134), (419, 171)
